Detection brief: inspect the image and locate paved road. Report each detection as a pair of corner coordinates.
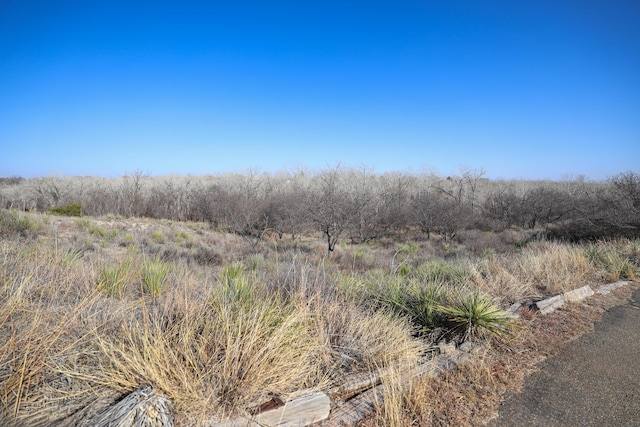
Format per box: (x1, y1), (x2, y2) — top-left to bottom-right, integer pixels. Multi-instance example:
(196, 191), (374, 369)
(490, 288), (640, 427)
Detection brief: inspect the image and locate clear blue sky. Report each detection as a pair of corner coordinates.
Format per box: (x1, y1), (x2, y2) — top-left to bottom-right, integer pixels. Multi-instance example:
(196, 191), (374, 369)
(1, 1), (639, 180)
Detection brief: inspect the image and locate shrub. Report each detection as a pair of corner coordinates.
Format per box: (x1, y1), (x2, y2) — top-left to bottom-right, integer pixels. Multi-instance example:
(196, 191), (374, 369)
(48, 203), (83, 217)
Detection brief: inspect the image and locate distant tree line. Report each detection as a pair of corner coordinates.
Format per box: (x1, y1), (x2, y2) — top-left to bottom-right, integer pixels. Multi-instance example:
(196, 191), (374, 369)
(1, 168), (638, 250)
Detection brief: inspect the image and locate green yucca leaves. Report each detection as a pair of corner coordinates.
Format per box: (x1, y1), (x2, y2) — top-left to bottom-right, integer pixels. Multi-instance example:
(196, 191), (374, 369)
(438, 291), (515, 340)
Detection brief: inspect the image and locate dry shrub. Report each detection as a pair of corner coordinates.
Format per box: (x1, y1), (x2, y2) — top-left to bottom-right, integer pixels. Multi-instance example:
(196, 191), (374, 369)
(473, 239), (639, 303)
(471, 259), (539, 304)
(372, 363), (432, 427)
(315, 304), (422, 379)
(513, 242), (598, 295)
(0, 240), (103, 425)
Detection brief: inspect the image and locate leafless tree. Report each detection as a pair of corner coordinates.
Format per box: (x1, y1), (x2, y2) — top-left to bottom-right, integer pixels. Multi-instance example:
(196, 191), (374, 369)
(308, 166), (363, 253)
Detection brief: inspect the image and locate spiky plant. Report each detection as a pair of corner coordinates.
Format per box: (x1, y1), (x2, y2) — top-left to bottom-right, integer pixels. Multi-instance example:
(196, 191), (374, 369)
(438, 291), (515, 340)
(97, 260), (133, 298)
(142, 257), (170, 298)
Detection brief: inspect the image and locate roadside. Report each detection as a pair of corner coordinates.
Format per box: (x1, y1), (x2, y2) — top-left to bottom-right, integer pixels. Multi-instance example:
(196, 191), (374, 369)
(489, 286), (640, 426)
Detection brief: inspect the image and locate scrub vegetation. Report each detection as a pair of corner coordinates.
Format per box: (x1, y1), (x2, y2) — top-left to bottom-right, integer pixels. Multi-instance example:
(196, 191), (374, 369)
(0, 168), (638, 425)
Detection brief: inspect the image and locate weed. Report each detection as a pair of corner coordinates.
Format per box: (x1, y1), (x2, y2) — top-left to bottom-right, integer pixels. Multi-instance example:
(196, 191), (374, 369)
(368, 274), (449, 333)
(585, 242), (638, 281)
(77, 218), (118, 240)
(221, 262), (244, 285)
(59, 246), (84, 266)
(76, 217), (91, 228)
(396, 262), (412, 276)
(90, 223), (118, 239)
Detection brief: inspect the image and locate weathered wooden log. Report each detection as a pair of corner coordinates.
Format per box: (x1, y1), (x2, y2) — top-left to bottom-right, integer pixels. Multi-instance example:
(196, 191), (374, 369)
(564, 285), (594, 303)
(535, 294), (567, 314)
(86, 386), (174, 427)
(213, 391), (330, 427)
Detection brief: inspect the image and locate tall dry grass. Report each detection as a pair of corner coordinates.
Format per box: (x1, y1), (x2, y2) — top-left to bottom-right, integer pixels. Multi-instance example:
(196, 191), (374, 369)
(0, 214), (425, 425)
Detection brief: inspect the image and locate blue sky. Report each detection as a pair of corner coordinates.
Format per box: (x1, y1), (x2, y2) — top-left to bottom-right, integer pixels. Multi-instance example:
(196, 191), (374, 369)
(1, 1), (638, 180)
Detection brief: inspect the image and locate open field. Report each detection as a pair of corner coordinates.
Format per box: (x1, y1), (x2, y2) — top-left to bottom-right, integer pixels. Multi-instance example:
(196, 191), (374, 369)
(1, 207), (638, 425)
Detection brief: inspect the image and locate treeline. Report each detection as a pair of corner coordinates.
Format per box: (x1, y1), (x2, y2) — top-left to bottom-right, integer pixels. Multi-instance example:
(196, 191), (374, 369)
(1, 168), (638, 248)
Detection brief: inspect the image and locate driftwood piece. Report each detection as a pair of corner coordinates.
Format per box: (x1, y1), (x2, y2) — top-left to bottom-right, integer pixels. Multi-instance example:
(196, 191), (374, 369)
(83, 386), (174, 427)
(535, 294), (567, 314)
(328, 371), (382, 401)
(321, 386), (382, 427)
(564, 285), (594, 303)
(214, 392), (330, 427)
(596, 280), (630, 295)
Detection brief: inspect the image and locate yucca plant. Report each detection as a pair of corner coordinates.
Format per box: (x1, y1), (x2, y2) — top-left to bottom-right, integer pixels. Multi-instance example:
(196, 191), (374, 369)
(98, 259), (133, 298)
(438, 291), (515, 341)
(221, 261), (244, 285)
(142, 257), (171, 298)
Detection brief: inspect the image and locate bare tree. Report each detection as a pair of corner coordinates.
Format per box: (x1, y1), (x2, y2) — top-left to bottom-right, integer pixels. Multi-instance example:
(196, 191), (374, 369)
(120, 170), (149, 217)
(30, 176), (75, 210)
(309, 166), (357, 253)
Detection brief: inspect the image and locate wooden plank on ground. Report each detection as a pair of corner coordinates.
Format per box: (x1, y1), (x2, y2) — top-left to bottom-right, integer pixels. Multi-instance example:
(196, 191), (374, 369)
(214, 392), (330, 427)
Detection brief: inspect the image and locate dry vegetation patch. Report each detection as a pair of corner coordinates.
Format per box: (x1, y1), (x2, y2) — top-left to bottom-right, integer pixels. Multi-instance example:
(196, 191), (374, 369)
(0, 211), (638, 426)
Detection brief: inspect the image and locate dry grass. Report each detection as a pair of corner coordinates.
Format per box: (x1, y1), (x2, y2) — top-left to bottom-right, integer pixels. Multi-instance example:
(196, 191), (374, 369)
(471, 240), (628, 303)
(0, 211), (638, 426)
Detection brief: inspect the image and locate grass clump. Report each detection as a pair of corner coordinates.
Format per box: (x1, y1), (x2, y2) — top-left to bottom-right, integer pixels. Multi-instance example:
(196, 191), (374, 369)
(414, 260), (475, 286)
(220, 261), (244, 285)
(248, 253), (264, 271)
(152, 230), (165, 244)
(585, 241), (638, 282)
(365, 274), (449, 333)
(88, 223), (118, 239)
(142, 257), (171, 297)
(0, 209), (36, 238)
(76, 217), (119, 240)
(97, 258), (135, 298)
